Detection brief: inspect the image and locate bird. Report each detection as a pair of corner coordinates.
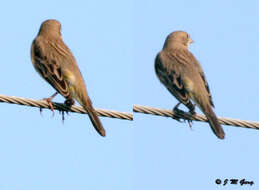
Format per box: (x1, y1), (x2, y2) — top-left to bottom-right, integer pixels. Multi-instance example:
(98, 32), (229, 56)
(31, 19), (106, 137)
(154, 31), (225, 139)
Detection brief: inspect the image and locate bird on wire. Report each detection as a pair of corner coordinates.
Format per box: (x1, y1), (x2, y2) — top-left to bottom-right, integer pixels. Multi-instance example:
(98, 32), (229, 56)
(31, 19), (106, 137)
(155, 31), (225, 139)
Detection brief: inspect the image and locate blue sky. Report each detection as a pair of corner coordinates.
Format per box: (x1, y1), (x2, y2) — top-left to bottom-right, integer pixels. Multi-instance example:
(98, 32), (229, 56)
(0, 0), (258, 189)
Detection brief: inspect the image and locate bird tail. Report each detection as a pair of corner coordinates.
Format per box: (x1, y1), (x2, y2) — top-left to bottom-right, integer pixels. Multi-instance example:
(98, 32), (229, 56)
(82, 97), (106, 137)
(203, 105), (225, 139)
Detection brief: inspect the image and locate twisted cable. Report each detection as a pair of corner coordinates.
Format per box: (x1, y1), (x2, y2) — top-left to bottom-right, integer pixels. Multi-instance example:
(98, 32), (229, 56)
(133, 104), (259, 129)
(1, 94), (258, 128)
(0, 94), (133, 120)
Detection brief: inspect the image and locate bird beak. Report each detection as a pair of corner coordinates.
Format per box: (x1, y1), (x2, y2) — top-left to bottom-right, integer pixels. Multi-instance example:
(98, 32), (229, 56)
(189, 38), (194, 44)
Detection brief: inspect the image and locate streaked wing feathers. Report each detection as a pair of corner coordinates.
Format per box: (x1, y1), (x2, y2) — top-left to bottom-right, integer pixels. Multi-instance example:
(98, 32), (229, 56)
(31, 40), (70, 98)
(155, 53), (190, 105)
(199, 71), (214, 107)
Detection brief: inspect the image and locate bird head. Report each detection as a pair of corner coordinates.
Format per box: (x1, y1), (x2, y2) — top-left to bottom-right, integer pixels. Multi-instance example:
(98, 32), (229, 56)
(163, 31), (193, 49)
(38, 19), (62, 37)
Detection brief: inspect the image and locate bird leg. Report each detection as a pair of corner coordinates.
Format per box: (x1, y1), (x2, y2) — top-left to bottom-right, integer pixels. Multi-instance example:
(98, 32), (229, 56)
(187, 104), (196, 129)
(189, 103), (196, 115)
(41, 92), (58, 116)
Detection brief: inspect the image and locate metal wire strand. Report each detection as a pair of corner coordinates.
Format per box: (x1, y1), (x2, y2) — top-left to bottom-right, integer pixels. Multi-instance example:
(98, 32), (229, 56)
(133, 104), (259, 129)
(0, 94), (133, 121)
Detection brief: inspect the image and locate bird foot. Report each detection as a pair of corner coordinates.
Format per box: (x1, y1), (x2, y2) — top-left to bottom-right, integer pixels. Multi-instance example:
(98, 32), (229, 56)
(59, 99), (75, 123)
(187, 118), (193, 129)
(39, 92), (58, 116)
(42, 97), (55, 116)
(59, 110), (69, 123)
(186, 110), (196, 129)
(172, 103), (184, 122)
(39, 107), (43, 115)
(64, 99), (75, 107)
(172, 103), (196, 129)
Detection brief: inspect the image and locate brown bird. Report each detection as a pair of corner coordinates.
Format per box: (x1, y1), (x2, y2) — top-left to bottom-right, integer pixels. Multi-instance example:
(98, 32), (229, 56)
(155, 31), (225, 139)
(31, 19), (106, 137)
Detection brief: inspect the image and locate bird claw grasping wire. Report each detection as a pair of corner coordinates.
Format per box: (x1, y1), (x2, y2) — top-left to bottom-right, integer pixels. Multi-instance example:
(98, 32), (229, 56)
(172, 102), (195, 129)
(40, 92), (58, 116)
(59, 110), (69, 123)
(172, 102), (184, 122)
(58, 99), (74, 123)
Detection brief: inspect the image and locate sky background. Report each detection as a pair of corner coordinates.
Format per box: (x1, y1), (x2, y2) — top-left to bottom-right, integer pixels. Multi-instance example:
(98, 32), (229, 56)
(0, 0), (258, 189)
(133, 0), (259, 190)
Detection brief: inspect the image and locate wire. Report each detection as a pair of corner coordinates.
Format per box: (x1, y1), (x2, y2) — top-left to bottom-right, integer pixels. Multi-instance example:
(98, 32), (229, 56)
(1, 93), (258, 129)
(133, 104), (259, 129)
(0, 94), (133, 121)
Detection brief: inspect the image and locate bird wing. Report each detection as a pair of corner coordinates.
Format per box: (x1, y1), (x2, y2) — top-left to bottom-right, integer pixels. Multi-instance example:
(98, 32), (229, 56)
(199, 71), (214, 107)
(188, 52), (214, 107)
(155, 52), (190, 106)
(31, 38), (71, 98)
